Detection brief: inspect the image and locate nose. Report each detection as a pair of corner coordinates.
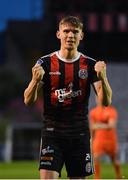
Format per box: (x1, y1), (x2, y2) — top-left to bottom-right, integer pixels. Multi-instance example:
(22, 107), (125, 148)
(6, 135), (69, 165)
(68, 31), (74, 37)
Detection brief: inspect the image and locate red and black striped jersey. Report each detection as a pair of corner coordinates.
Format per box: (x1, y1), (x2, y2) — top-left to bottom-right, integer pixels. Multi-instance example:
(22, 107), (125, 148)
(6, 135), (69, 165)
(36, 51), (99, 137)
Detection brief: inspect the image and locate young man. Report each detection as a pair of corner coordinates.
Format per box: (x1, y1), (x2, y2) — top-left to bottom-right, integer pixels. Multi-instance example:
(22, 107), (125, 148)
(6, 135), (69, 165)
(24, 16), (112, 179)
(89, 105), (122, 179)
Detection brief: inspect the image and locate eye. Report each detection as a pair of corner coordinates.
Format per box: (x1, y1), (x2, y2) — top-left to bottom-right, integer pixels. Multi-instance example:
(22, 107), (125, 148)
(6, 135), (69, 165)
(73, 30), (79, 34)
(63, 30), (70, 33)
(63, 29), (80, 35)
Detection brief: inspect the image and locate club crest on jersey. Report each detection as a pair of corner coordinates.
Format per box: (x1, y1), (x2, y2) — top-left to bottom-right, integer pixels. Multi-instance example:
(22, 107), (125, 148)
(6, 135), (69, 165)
(78, 69), (88, 79)
(85, 162), (91, 173)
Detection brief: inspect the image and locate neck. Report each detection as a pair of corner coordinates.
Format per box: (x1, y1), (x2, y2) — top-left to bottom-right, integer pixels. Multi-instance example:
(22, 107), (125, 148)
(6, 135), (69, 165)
(59, 49), (78, 60)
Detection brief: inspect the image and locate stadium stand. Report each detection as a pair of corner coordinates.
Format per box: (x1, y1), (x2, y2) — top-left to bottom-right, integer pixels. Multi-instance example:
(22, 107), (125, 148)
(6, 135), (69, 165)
(0, 0), (128, 162)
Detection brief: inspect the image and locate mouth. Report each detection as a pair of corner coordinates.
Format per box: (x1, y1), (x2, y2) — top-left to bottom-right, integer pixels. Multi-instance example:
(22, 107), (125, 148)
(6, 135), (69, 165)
(66, 41), (74, 45)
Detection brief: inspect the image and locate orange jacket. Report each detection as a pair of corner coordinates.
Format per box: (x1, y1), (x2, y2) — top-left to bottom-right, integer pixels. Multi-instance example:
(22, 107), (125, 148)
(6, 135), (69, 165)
(89, 106), (118, 142)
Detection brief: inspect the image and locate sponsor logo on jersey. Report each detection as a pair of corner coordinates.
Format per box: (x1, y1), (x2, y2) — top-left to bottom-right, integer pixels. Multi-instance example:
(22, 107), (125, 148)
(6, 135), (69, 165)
(40, 161), (52, 166)
(78, 69), (88, 79)
(49, 71), (61, 75)
(55, 82), (82, 102)
(41, 156), (53, 161)
(41, 146), (54, 155)
(46, 127), (54, 131)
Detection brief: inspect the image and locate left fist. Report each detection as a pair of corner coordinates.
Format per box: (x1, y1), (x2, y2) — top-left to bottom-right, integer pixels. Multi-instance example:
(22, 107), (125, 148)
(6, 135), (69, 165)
(94, 61), (106, 80)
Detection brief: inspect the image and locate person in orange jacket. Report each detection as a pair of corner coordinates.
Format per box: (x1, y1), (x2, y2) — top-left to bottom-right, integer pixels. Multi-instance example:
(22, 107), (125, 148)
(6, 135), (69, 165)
(89, 104), (122, 179)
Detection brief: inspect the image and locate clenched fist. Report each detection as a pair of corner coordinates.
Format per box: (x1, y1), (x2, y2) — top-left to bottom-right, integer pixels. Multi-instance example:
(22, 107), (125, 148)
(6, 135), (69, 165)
(32, 64), (45, 83)
(94, 61), (107, 80)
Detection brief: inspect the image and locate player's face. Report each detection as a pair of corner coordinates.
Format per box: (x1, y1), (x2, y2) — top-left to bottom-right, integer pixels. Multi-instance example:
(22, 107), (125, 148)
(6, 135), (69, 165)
(56, 23), (84, 51)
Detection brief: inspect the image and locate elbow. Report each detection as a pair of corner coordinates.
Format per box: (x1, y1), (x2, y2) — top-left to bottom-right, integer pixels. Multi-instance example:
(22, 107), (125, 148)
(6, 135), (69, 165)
(24, 98), (35, 106)
(24, 95), (36, 106)
(24, 100), (29, 106)
(24, 88), (37, 106)
(24, 96), (36, 106)
(24, 98), (31, 106)
(24, 94), (33, 106)
(24, 92), (30, 106)
(24, 90), (29, 105)
(24, 90), (33, 106)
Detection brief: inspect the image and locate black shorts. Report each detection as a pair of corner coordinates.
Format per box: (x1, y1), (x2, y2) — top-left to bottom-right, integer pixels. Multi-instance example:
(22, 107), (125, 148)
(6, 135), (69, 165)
(39, 135), (94, 177)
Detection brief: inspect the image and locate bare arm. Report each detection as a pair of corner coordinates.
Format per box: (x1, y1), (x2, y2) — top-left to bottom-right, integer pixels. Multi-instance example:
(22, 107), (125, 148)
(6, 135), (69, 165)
(24, 64), (45, 105)
(93, 61), (112, 106)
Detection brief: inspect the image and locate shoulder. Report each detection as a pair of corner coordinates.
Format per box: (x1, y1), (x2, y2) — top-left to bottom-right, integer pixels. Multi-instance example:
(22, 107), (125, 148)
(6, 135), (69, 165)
(36, 51), (57, 65)
(40, 51), (56, 60)
(106, 106), (118, 119)
(80, 53), (97, 63)
(107, 106), (117, 113)
(79, 53), (97, 68)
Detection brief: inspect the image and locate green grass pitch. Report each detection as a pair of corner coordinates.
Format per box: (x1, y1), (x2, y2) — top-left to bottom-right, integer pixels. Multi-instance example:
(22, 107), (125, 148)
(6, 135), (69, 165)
(0, 161), (128, 179)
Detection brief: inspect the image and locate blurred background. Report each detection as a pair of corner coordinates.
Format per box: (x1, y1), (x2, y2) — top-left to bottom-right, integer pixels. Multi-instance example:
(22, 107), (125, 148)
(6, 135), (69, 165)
(0, 0), (128, 165)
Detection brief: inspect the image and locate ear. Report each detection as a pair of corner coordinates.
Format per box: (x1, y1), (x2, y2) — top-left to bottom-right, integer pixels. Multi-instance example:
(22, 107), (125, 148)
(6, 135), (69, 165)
(80, 32), (84, 40)
(56, 31), (61, 39)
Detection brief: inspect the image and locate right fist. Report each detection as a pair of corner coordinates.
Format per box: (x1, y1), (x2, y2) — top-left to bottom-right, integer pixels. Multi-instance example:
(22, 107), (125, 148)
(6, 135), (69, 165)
(32, 64), (45, 83)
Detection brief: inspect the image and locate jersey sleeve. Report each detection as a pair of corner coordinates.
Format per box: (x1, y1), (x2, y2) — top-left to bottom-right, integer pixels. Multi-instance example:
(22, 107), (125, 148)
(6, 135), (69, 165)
(36, 58), (44, 65)
(108, 106), (118, 121)
(88, 59), (100, 83)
